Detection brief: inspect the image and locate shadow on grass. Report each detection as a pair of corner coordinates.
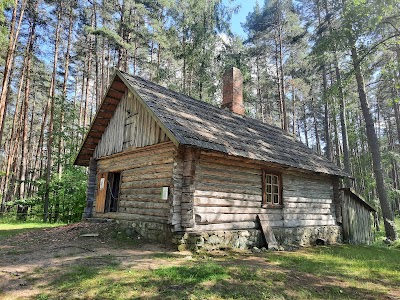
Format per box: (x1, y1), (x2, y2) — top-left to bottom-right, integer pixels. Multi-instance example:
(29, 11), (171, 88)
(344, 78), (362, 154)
(29, 243), (400, 300)
(34, 258), (395, 300)
(266, 244), (400, 299)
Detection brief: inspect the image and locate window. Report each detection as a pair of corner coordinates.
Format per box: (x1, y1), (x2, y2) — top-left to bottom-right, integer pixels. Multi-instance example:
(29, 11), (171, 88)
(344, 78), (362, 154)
(262, 170), (282, 207)
(95, 172), (121, 213)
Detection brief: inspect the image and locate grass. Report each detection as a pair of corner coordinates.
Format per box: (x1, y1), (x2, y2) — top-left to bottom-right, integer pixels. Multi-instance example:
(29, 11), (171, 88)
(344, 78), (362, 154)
(0, 222), (64, 239)
(1, 218), (399, 300)
(28, 244), (400, 300)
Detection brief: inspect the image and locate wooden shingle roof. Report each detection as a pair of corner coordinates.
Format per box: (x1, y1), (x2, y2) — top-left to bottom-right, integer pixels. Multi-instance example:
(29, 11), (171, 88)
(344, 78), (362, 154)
(75, 70), (348, 177)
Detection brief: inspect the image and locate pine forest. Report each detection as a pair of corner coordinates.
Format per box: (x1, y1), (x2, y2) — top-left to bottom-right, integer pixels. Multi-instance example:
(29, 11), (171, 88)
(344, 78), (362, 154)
(0, 0), (399, 239)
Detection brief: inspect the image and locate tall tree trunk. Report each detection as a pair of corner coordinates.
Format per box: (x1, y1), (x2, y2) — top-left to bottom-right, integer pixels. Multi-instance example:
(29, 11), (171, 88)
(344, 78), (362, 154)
(325, 0), (351, 184)
(349, 37), (397, 241)
(57, 6), (73, 179)
(0, 63), (25, 211)
(310, 88), (321, 154)
(19, 0), (38, 203)
(274, 36), (283, 128)
(277, 24), (287, 131)
(44, 8), (61, 223)
(322, 66), (332, 160)
(0, 0), (26, 148)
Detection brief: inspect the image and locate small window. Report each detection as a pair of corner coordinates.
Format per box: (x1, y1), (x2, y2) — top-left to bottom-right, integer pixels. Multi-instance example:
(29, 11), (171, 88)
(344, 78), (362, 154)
(262, 170), (282, 207)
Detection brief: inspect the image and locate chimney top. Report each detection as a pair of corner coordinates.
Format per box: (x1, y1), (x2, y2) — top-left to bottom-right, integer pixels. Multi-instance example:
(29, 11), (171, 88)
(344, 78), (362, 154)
(221, 67), (244, 115)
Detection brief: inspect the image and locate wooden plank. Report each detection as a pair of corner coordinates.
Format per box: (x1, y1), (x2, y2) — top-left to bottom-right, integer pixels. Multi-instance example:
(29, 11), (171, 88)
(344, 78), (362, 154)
(194, 197), (261, 208)
(104, 96), (120, 105)
(284, 203), (332, 209)
(192, 221), (259, 231)
(111, 80), (128, 92)
(257, 214), (278, 249)
(283, 214), (334, 220)
(119, 200), (169, 210)
(283, 208), (331, 214)
(95, 172), (108, 213)
(195, 213), (282, 224)
(96, 212), (168, 223)
(196, 182), (261, 195)
(122, 172), (172, 182)
(119, 187), (163, 195)
(284, 197), (332, 204)
(108, 88), (125, 99)
(97, 111), (114, 119)
(197, 174), (261, 187)
(195, 206), (279, 214)
(284, 219), (336, 227)
(120, 178), (171, 189)
(194, 190), (262, 201)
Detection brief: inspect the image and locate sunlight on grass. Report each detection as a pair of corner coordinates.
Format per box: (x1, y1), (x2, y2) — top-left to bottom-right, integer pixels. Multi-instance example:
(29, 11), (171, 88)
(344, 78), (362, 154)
(268, 244), (400, 295)
(0, 222), (64, 238)
(31, 246), (400, 300)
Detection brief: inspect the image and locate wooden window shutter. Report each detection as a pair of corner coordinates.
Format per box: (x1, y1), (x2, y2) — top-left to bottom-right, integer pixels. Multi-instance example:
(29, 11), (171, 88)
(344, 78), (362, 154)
(95, 172), (108, 213)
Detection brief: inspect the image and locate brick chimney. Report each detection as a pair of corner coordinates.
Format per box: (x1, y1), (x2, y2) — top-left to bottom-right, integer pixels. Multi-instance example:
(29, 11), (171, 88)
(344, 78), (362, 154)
(221, 67), (245, 115)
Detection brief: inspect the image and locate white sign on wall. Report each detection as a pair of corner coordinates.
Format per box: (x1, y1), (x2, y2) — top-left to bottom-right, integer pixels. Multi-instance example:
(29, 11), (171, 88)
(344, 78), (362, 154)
(161, 187), (169, 200)
(100, 178), (105, 190)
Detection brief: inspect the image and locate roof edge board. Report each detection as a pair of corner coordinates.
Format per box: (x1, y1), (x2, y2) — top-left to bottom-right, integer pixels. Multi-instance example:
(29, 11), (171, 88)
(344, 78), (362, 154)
(73, 72), (121, 166)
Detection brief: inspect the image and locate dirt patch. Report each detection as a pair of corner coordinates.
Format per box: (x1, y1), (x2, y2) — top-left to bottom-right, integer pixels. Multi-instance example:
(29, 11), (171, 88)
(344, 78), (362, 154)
(0, 222), (186, 299)
(1, 223), (399, 300)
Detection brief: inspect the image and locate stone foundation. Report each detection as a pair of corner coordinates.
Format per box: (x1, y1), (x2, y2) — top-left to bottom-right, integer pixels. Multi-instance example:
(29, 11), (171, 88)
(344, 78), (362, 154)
(273, 226), (342, 246)
(86, 218), (342, 251)
(113, 220), (173, 243)
(174, 226), (342, 251)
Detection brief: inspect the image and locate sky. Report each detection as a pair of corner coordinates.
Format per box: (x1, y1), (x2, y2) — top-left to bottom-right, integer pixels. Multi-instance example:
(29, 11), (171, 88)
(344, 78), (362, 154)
(226, 0), (259, 38)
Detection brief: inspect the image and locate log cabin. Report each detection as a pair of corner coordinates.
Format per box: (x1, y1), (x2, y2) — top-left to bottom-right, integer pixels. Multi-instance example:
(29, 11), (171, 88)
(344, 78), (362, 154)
(74, 68), (369, 250)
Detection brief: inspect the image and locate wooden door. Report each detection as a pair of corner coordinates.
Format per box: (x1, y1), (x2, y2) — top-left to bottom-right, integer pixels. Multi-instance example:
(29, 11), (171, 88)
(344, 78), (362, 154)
(95, 172), (108, 213)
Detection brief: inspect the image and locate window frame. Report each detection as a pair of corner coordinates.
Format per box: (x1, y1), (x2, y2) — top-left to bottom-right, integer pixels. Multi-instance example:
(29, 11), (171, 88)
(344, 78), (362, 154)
(262, 170), (283, 208)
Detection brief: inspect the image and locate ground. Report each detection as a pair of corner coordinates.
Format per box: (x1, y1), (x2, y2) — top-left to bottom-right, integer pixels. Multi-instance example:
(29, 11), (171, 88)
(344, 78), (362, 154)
(0, 222), (399, 300)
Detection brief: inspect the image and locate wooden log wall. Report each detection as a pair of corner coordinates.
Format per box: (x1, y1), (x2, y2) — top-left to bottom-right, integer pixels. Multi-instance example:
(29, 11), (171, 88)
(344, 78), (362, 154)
(282, 174), (336, 227)
(341, 191), (374, 244)
(191, 152), (283, 232)
(171, 148), (184, 231)
(83, 158), (97, 218)
(189, 151), (337, 232)
(92, 142), (175, 224)
(94, 91), (169, 159)
(180, 147), (199, 229)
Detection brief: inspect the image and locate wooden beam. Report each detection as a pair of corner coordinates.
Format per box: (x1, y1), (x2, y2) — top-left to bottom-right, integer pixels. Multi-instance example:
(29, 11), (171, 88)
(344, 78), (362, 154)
(108, 88), (125, 99)
(97, 111), (113, 119)
(93, 119), (109, 126)
(104, 97), (119, 105)
(111, 81), (128, 92)
(100, 103), (118, 112)
(92, 124), (106, 132)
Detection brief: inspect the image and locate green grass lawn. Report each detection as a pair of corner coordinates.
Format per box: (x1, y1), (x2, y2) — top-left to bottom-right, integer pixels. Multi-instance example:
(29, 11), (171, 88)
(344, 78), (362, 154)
(1, 218), (399, 300)
(30, 244), (400, 300)
(0, 222), (64, 239)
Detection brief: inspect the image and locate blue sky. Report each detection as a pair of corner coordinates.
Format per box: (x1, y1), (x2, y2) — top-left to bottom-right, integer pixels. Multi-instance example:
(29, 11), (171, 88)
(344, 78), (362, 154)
(226, 0), (259, 38)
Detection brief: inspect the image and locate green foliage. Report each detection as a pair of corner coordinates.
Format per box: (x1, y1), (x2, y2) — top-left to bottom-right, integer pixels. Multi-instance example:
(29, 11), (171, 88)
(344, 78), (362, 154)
(37, 166), (87, 223)
(4, 166), (87, 223)
(0, 0), (12, 56)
